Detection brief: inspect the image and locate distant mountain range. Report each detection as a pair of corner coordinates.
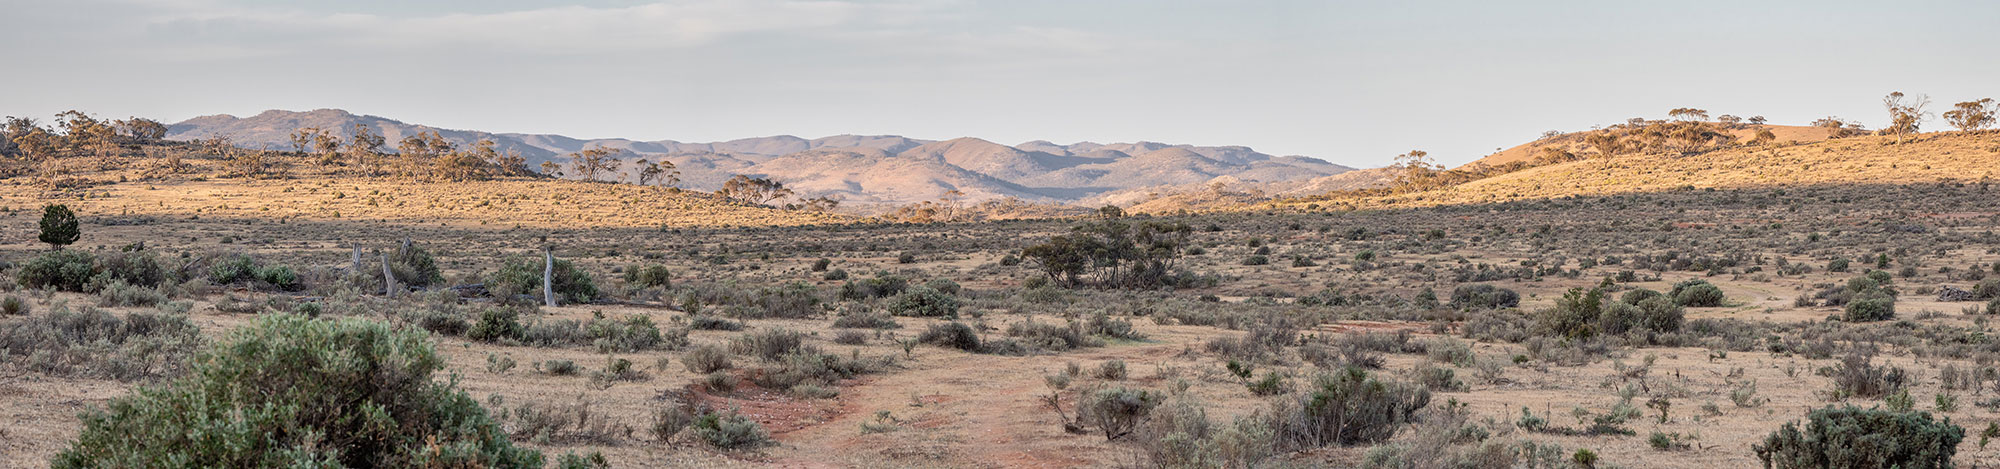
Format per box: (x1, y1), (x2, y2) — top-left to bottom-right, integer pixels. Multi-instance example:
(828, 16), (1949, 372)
(168, 109), (1355, 207)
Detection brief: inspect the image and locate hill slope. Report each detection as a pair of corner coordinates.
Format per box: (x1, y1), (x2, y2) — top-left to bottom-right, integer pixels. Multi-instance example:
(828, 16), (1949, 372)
(168, 109), (1355, 208)
(1298, 130), (2000, 210)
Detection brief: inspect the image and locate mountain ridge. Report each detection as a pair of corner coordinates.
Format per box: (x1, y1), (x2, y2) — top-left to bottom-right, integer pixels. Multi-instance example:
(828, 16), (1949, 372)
(167, 109), (1355, 207)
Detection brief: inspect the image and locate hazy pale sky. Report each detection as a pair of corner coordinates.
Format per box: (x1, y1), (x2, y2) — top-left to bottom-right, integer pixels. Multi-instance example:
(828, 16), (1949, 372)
(4, 0), (1996, 167)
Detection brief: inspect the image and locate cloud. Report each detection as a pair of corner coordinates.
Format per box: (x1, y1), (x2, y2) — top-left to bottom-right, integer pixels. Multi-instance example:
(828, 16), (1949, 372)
(115, 0), (1020, 57)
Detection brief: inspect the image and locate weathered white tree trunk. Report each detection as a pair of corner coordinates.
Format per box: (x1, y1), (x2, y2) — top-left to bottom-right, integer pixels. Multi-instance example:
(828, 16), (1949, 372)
(381, 253), (399, 298)
(543, 247), (557, 307)
(351, 245), (363, 273)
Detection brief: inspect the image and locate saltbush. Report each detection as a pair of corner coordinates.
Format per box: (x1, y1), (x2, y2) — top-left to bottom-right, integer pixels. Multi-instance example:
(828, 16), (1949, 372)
(1670, 279), (1726, 307)
(488, 256), (599, 305)
(1753, 406), (1961, 469)
(51, 314), (541, 468)
(888, 285), (960, 318)
(18, 250), (99, 292)
(1448, 284), (1519, 310)
(1271, 367), (1431, 449)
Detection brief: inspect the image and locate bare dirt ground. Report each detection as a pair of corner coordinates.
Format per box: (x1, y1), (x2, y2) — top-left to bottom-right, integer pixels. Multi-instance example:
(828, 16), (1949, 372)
(4, 171), (2000, 467)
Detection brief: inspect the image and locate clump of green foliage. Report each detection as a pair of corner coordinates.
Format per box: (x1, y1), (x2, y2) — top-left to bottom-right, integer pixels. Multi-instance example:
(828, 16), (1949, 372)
(1753, 406), (1962, 469)
(1448, 284), (1519, 309)
(888, 285), (960, 318)
(51, 314), (543, 468)
(1020, 220), (1204, 289)
(489, 255), (599, 305)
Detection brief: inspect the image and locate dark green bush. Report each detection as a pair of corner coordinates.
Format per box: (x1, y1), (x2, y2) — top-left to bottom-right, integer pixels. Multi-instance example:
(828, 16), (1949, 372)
(39, 204), (80, 249)
(918, 322), (981, 352)
(468, 306), (527, 343)
(382, 242), (445, 288)
(1620, 288), (1663, 305)
(838, 273), (907, 300)
(51, 314), (541, 468)
(206, 254), (258, 285)
(1448, 284), (1519, 309)
(1538, 287), (1604, 339)
(1753, 406), (1961, 469)
(1845, 297), (1897, 322)
(255, 265), (299, 290)
(888, 285), (959, 318)
(1670, 279), (1725, 307)
(18, 249), (99, 292)
(404, 307), (469, 336)
(1838, 273), (1898, 322)
(488, 256), (598, 305)
(93, 249), (172, 289)
(691, 315), (747, 331)
(624, 263), (672, 289)
(1635, 296), (1684, 333)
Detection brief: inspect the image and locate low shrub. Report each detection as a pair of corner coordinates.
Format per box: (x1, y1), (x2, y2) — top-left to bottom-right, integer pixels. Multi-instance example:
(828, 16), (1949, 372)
(0, 306), (203, 381)
(1448, 284), (1519, 310)
(838, 273), (908, 300)
(692, 409), (772, 449)
(887, 285), (960, 318)
(831, 310), (900, 329)
(683, 344), (734, 374)
(690, 315), (746, 331)
(832, 330), (869, 345)
(468, 306), (528, 342)
(1753, 406), (1962, 469)
(586, 314), (665, 352)
(623, 263), (672, 289)
(2, 296), (29, 315)
(1670, 279), (1726, 307)
(918, 322), (981, 352)
(488, 255), (599, 305)
(18, 250), (98, 292)
(1077, 387), (1161, 441)
(1270, 367), (1431, 449)
(732, 328), (811, 362)
(49, 314), (539, 468)
(97, 280), (169, 307)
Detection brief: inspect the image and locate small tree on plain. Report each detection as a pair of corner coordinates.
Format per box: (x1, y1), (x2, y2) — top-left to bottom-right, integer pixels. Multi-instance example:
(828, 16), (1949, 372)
(38, 204), (80, 250)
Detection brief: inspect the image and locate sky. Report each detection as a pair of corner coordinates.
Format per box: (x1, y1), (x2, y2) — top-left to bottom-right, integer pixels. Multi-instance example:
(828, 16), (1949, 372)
(3, 0), (1997, 167)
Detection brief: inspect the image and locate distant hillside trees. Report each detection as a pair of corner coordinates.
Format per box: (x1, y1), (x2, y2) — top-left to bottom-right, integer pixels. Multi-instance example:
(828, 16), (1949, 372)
(1813, 117), (1868, 138)
(1944, 98), (1996, 132)
(566, 146), (621, 182)
(634, 158), (680, 187)
(2, 111), (165, 161)
(346, 124), (388, 176)
(717, 175), (793, 206)
(1881, 91), (1932, 143)
(1667, 108), (1709, 122)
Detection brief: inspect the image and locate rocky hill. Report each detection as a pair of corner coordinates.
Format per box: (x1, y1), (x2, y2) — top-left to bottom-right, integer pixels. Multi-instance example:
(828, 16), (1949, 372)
(169, 109), (1354, 207)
